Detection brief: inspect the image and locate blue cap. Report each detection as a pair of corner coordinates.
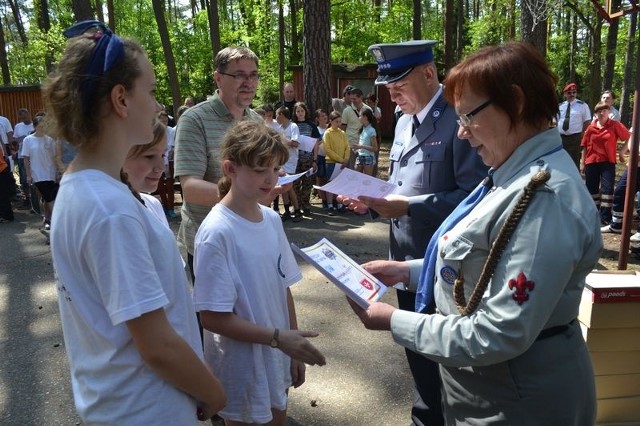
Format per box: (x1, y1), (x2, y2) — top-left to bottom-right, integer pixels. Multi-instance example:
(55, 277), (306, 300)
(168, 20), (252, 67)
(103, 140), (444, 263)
(368, 40), (438, 85)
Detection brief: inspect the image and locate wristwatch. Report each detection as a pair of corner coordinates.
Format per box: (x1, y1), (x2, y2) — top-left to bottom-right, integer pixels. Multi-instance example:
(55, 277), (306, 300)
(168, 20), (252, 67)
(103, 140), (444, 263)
(270, 328), (279, 348)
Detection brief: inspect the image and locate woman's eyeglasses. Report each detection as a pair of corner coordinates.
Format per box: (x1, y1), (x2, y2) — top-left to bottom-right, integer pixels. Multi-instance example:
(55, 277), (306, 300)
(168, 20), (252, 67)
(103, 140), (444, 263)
(457, 99), (493, 128)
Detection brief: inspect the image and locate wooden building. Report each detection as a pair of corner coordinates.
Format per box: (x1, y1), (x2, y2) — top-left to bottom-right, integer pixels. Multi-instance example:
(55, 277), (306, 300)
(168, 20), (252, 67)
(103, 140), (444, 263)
(290, 64), (395, 138)
(0, 85), (44, 126)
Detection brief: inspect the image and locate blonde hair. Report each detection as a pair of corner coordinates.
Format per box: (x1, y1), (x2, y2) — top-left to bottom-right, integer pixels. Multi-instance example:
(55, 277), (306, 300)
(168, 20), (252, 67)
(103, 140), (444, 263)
(42, 33), (145, 150)
(218, 120), (289, 198)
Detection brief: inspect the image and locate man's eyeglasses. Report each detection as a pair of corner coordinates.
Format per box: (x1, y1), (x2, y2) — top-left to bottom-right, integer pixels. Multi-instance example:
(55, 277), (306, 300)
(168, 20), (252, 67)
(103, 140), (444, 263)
(566, 91), (577, 95)
(219, 71), (260, 82)
(457, 99), (493, 128)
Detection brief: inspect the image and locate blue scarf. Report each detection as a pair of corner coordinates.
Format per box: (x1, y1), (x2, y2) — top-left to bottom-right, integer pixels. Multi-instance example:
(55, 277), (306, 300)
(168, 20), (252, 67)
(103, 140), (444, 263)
(415, 171), (494, 313)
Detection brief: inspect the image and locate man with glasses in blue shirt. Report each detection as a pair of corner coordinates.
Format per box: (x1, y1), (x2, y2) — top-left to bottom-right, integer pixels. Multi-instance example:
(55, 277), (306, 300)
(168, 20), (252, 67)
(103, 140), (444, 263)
(340, 40), (486, 426)
(174, 46), (263, 288)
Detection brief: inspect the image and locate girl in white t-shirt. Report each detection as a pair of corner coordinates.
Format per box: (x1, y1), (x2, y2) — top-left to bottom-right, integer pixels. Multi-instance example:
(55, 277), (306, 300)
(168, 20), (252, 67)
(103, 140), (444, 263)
(193, 120), (326, 426)
(44, 20), (225, 424)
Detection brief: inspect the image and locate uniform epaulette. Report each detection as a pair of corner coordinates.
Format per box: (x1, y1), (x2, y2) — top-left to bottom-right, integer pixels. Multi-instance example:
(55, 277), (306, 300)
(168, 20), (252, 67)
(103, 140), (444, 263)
(576, 100), (585, 104)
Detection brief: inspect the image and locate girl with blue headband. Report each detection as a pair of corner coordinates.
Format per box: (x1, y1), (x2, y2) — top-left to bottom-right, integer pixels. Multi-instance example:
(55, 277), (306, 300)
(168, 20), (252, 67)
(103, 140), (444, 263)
(44, 21), (226, 424)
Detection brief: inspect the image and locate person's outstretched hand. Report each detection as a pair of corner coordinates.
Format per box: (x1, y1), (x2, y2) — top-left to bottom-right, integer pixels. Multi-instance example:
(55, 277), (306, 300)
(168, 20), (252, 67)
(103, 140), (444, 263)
(347, 299), (395, 331)
(356, 194), (410, 219)
(336, 195), (370, 214)
(277, 329), (326, 366)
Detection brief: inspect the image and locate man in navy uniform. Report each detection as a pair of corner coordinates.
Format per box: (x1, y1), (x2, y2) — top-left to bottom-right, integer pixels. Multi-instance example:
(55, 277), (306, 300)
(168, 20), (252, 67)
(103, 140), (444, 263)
(342, 40), (487, 426)
(556, 82), (591, 168)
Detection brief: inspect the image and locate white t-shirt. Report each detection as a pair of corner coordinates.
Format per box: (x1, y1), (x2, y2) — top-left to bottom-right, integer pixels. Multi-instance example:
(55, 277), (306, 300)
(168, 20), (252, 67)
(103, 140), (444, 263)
(165, 126), (176, 166)
(278, 121), (300, 174)
(141, 193), (170, 228)
(22, 134), (56, 182)
(14, 122), (34, 158)
(193, 204), (302, 423)
(0, 116), (12, 145)
(51, 169), (202, 425)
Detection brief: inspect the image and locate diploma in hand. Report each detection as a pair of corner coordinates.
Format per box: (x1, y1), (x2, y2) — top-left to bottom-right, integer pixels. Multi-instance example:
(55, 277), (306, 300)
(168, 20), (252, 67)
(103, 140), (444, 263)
(291, 238), (387, 309)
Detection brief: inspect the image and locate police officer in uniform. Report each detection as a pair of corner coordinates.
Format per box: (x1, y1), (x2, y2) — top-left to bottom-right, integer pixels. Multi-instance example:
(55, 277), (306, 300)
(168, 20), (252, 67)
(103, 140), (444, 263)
(557, 82), (591, 168)
(349, 42), (599, 426)
(340, 40), (486, 426)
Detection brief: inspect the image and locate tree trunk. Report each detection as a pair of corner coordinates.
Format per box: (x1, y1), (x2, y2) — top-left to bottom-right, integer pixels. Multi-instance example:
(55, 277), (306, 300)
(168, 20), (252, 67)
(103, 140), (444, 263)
(456, 0), (464, 62)
(570, 13), (577, 83)
(107, 0), (115, 32)
(290, 0), (301, 64)
(6, 0), (27, 45)
(152, 0), (181, 113)
(71, 0), (95, 21)
(35, 0), (53, 72)
(95, 0), (104, 22)
(602, 0), (621, 92)
(520, 0), (547, 54)
(278, 0), (285, 97)
(302, 0), (331, 113)
(444, 0), (454, 70)
(588, 19), (603, 106)
(413, 0), (421, 40)
(0, 19), (11, 85)
(621, 11), (638, 127)
(207, 0), (221, 58)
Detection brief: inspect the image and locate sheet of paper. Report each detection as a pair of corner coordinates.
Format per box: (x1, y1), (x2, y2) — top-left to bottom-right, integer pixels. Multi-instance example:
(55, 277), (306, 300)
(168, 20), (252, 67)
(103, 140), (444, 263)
(292, 238), (387, 309)
(314, 167), (396, 199)
(277, 168), (315, 186)
(329, 164), (343, 181)
(297, 134), (319, 152)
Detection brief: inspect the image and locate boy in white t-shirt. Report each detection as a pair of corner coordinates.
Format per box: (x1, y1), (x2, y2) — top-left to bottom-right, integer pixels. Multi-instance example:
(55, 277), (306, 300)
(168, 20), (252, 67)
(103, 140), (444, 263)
(22, 115), (58, 229)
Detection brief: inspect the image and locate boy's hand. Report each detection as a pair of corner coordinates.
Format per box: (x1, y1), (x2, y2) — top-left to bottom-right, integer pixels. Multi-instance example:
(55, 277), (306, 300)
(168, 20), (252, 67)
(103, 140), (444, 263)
(290, 359), (306, 388)
(277, 329), (326, 366)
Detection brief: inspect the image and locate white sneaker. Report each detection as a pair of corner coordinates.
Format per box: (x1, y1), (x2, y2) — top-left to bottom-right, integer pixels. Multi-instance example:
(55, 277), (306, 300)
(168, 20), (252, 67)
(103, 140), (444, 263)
(630, 232), (640, 243)
(601, 225), (617, 233)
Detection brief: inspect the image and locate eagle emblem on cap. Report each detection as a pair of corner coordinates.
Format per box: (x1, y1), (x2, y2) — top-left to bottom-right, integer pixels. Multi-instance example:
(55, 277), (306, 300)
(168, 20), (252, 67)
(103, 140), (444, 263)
(370, 48), (385, 62)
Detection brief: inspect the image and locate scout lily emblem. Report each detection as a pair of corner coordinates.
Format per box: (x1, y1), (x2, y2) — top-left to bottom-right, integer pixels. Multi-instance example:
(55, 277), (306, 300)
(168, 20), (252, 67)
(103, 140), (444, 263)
(508, 272), (534, 305)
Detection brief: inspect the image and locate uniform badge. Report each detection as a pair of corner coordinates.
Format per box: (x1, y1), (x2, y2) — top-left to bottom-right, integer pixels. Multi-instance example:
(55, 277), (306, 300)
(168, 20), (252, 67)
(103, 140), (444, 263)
(370, 48), (384, 62)
(440, 265), (458, 285)
(432, 109), (441, 118)
(508, 272), (534, 305)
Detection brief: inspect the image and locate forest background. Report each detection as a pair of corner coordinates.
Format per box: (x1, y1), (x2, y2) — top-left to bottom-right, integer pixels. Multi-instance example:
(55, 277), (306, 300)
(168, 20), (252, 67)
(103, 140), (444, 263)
(1, 0), (639, 126)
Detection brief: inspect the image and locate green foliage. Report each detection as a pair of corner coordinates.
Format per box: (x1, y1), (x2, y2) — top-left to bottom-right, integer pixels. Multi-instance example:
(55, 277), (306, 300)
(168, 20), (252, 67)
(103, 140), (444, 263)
(0, 0), (635, 114)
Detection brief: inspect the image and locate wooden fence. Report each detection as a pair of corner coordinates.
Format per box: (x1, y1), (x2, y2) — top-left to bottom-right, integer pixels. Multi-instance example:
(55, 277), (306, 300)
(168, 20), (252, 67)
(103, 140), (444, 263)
(0, 85), (43, 126)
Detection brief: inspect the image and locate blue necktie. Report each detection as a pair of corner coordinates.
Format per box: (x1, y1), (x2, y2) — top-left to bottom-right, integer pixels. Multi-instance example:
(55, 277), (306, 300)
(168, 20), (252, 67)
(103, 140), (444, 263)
(415, 171), (494, 313)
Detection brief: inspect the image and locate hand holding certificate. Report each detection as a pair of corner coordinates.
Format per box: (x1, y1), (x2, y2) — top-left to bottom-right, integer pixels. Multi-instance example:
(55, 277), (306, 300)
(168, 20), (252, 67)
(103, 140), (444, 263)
(291, 238), (387, 309)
